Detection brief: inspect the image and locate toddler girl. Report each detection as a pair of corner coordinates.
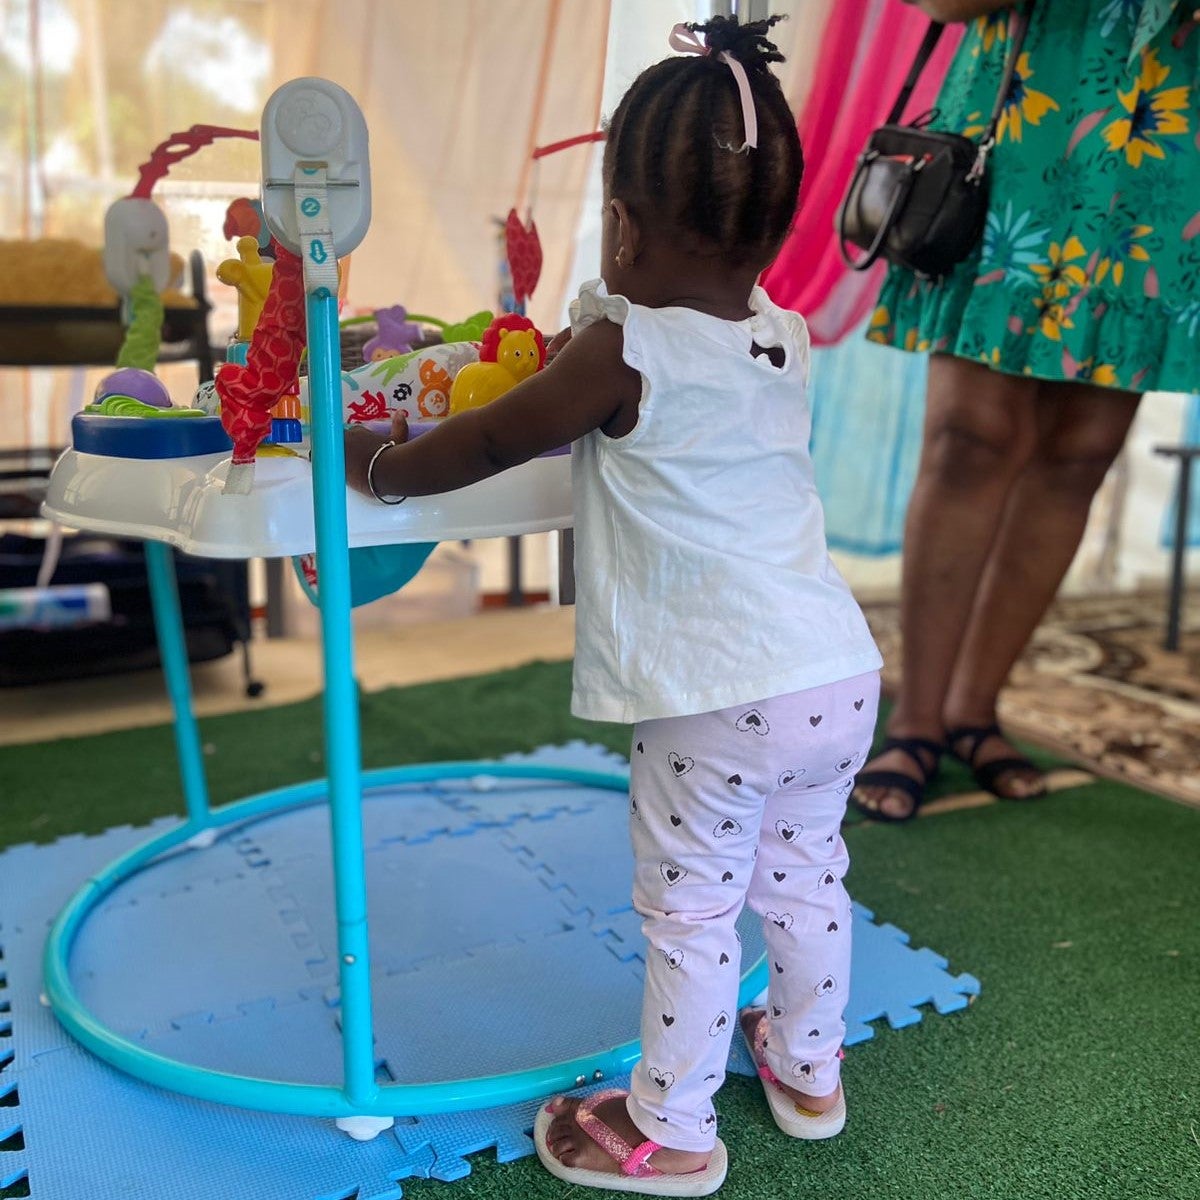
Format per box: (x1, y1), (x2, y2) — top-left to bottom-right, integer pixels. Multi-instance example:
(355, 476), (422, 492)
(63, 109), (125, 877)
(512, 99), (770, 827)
(344, 16), (882, 1196)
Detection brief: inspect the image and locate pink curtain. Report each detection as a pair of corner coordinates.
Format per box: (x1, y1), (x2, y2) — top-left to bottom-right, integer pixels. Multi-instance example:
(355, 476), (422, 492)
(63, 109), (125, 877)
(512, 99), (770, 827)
(761, 1), (963, 346)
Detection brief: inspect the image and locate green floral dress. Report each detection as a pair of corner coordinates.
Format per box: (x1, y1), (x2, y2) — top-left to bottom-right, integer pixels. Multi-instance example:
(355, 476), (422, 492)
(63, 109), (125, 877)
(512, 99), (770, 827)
(869, 0), (1200, 393)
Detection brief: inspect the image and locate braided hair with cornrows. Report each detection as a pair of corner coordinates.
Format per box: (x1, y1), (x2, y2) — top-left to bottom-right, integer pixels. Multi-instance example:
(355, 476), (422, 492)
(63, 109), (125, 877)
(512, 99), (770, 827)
(604, 15), (803, 268)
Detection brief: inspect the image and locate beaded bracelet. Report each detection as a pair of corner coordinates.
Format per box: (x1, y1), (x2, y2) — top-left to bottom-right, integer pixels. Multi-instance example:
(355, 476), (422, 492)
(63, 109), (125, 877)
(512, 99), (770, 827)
(366, 440), (407, 505)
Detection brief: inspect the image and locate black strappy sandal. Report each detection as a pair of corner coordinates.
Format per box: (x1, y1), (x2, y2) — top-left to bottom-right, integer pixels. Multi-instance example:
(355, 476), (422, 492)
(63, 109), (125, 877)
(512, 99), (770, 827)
(851, 736), (944, 823)
(946, 723), (1047, 800)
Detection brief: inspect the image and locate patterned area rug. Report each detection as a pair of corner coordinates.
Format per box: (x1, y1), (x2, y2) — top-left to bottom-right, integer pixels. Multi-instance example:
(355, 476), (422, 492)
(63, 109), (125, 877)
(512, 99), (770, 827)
(864, 591), (1200, 809)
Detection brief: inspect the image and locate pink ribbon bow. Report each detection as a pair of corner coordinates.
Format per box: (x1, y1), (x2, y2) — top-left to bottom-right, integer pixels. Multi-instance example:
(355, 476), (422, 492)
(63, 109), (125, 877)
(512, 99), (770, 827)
(668, 22), (759, 152)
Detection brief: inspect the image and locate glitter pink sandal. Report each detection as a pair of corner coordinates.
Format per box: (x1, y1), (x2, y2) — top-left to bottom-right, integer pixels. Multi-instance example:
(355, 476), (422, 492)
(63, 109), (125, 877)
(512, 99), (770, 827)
(741, 1010), (847, 1139)
(533, 1088), (728, 1196)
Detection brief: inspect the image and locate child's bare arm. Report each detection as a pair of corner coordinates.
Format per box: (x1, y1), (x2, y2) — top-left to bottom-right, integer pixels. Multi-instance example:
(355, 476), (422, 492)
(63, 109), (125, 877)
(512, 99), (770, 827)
(344, 320), (639, 500)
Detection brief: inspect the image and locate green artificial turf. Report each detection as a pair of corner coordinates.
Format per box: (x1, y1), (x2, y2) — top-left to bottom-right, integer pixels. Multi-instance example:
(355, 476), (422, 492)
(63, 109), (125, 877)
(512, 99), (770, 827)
(3, 660), (1198, 1200)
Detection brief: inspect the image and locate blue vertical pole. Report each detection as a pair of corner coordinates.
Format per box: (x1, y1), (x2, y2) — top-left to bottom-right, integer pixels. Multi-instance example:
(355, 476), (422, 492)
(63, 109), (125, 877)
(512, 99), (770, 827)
(306, 287), (378, 1109)
(144, 540), (211, 825)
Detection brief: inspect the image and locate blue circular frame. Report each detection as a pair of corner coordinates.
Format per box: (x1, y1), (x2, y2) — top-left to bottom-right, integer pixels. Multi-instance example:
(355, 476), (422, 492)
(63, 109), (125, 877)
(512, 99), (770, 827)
(44, 760), (769, 1119)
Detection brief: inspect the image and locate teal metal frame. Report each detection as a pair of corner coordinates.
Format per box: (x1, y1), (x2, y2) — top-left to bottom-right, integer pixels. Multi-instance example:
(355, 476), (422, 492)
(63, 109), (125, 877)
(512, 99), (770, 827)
(42, 278), (769, 1122)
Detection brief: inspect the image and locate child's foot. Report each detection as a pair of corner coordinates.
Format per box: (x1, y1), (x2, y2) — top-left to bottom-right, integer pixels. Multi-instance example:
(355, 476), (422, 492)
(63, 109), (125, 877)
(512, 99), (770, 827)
(542, 1094), (712, 1177)
(738, 1010), (841, 1114)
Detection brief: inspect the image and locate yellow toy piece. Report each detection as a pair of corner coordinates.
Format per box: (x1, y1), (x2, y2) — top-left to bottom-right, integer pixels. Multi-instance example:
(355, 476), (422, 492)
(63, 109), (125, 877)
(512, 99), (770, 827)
(448, 317), (545, 416)
(216, 235), (274, 340)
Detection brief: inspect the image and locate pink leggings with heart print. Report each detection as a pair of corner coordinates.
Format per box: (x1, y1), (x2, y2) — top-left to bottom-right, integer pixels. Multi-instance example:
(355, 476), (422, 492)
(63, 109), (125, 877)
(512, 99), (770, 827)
(622, 671), (880, 1152)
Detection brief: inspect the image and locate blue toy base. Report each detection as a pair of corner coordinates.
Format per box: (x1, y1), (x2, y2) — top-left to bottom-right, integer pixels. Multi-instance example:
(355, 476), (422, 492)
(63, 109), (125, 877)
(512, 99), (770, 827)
(1, 743), (980, 1199)
(72, 412), (233, 458)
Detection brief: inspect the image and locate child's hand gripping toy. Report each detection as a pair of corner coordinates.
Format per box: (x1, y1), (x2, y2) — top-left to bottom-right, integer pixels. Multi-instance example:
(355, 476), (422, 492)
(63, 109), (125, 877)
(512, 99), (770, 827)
(447, 314), (546, 416)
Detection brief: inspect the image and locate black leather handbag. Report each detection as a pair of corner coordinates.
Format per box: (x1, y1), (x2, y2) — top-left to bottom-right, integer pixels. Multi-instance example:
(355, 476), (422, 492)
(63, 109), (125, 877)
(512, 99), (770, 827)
(838, 4), (1033, 278)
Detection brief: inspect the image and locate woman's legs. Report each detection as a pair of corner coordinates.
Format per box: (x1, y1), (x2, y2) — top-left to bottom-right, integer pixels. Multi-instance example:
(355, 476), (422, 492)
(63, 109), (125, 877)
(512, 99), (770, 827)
(857, 356), (1040, 817)
(942, 379), (1141, 788)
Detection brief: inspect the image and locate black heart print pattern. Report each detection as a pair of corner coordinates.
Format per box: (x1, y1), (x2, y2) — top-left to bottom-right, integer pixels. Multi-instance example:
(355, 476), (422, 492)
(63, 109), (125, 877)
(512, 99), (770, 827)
(713, 817), (742, 838)
(809, 714), (823, 727)
(708, 1012), (730, 1037)
(814, 974), (837, 996)
(721, 871), (734, 882)
(630, 795), (639, 818)
(854, 698), (864, 711)
(817, 869), (837, 888)
(836, 757), (854, 772)
(773, 870), (787, 882)
(662, 1013), (675, 1026)
(701, 1114), (716, 1133)
(727, 773), (742, 786)
(735, 709), (769, 736)
(767, 911), (794, 931)
(777, 768), (805, 788)
(670, 814), (682, 827)
(771, 1004), (786, 1019)
(792, 1061), (816, 1083)
(827, 921), (839, 933)
(808, 1028), (820, 1037)
(775, 820), (803, 842)
(637, 741), (644, 752)
(719, 952), (730, 965)
(660, 862), (687, 886)
(662, 948), (684, 970)
(648, 1067), (675, 1091)
(668, 752), (694, 777)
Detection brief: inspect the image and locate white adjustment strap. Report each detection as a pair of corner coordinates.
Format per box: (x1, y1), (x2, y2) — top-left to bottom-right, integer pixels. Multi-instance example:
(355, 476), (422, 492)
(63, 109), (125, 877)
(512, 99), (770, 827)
(260, 78), (371, 260)
(293, 164), (340, 297)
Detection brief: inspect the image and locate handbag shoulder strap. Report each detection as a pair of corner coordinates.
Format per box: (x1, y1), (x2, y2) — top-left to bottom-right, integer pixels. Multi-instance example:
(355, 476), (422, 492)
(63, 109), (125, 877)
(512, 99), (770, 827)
(886, 22), (945, 127)
(978, 5), (1033, 148)
(886, 2), (1036, 138)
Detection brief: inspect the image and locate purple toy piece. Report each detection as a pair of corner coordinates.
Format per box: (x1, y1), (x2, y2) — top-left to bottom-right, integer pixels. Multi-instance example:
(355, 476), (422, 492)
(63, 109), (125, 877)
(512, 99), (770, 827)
(95, 367), (172, 408)
(363, 304), (422, 363)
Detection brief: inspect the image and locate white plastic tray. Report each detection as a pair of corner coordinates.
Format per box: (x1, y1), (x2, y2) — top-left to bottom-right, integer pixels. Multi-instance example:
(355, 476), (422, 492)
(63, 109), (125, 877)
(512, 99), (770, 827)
(42, 449), (574, 559)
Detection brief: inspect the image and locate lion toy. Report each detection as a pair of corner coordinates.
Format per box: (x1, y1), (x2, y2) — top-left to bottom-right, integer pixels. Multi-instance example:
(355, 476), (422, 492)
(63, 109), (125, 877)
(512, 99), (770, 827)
(447, 313), (546, 416)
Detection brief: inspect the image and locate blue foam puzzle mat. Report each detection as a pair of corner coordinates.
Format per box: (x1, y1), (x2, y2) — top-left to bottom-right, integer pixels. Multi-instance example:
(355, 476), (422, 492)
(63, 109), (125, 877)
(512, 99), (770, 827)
(0, 741), (979, 1198)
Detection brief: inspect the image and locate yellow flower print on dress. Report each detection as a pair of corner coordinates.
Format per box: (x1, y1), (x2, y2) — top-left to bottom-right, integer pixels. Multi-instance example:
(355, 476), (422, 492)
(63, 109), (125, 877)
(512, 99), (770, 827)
(1030, 237), (1088, 341)
(1031, 298), (1075, 342)
(1102, 48), (1190, 167)
(1094, 224), (1153, 287)
(866, 305), (892, 345)
(997, 54), (1060, 143)
(1031, 236), (1089, 293)
(976, 13), (1009, 55)
(1069, 358), (1120, 386)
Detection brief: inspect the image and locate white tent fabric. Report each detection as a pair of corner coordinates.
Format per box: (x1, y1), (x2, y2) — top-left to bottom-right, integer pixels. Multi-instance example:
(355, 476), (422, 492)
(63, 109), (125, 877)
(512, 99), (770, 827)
(0, 0), (1184, 592)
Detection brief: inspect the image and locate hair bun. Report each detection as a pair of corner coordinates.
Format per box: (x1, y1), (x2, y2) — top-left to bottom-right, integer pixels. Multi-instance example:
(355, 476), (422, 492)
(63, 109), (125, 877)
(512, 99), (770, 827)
(689, 14), (786, 72)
